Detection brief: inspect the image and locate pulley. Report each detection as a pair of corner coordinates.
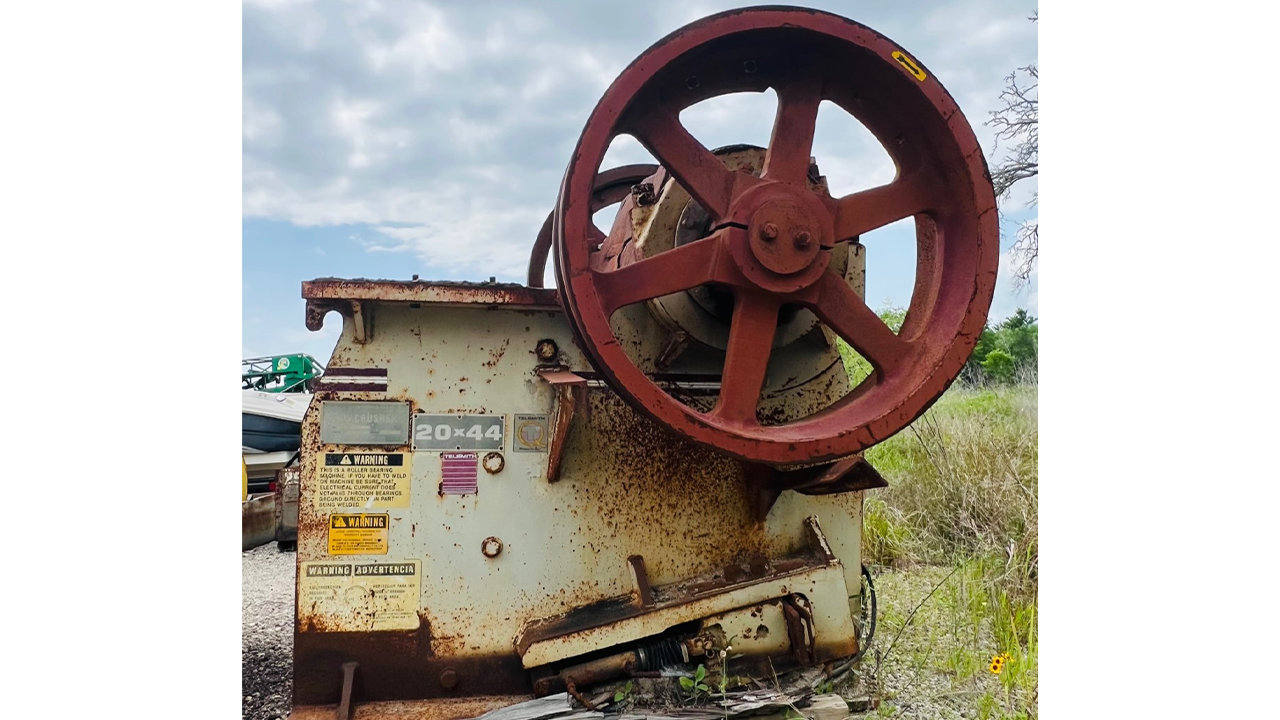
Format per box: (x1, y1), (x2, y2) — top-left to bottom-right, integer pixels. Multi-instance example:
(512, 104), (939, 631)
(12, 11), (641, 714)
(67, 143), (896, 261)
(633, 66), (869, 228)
(553, 7), (998, 465)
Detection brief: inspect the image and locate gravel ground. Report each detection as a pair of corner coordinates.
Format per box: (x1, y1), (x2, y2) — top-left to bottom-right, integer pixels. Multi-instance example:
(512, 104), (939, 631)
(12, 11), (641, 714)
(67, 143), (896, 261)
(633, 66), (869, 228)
(243, 542), (295, 720)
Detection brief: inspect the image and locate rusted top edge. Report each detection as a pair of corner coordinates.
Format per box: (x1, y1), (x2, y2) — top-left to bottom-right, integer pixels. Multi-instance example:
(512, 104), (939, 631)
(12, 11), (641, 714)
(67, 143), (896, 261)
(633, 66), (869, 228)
(302, 278), (562, 308)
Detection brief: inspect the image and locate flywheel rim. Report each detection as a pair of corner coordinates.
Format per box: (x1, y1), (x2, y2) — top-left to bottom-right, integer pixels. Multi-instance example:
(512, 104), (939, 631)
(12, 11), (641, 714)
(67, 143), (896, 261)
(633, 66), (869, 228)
(554, 7), (999, 465)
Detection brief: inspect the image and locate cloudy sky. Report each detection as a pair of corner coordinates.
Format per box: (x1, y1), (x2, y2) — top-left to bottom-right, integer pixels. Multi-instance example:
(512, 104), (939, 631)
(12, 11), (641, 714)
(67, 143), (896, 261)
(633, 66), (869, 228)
(243, 0), (1038, 363)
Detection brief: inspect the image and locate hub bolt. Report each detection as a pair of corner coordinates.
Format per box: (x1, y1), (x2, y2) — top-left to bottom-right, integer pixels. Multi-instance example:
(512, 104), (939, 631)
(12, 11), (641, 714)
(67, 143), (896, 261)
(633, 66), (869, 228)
(761, 223), (779, 242)
(793, 230), (812, 250)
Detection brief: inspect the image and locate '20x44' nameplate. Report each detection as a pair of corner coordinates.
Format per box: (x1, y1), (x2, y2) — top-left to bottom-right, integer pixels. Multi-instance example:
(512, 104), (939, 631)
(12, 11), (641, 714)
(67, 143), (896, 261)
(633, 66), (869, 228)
(412, 414), (504, 451)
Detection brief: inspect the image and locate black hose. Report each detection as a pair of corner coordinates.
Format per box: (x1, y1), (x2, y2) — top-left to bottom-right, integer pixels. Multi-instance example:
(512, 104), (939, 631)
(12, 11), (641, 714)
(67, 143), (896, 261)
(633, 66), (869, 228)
(848, 564), (877, 664)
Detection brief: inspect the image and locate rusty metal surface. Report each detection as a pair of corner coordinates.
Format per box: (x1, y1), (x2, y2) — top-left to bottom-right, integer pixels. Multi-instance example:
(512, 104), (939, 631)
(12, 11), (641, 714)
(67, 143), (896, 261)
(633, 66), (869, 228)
(304, 279), (561, 307)
(338, 662), (360, 720)
(699, 601), (792, 661)
(517, 557), (857, 670)
(627, 555), (653, 607)
(244, 493), (277, 551)
(293, 296), (868, 705)
(553, 7), (999, 465)
(538, 369), (585, 483)
(277, 465), (301, 543)
(288, 695), (535, 720)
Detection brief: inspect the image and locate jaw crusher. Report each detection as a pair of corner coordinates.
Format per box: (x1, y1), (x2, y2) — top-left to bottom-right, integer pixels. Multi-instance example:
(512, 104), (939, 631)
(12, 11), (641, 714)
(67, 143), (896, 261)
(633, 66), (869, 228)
(287, 7), (997, 719)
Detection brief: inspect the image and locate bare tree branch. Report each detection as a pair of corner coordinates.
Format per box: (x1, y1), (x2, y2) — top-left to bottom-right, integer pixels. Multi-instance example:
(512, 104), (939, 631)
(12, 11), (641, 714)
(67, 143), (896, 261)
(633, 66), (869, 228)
(987, 10), (1038, 285)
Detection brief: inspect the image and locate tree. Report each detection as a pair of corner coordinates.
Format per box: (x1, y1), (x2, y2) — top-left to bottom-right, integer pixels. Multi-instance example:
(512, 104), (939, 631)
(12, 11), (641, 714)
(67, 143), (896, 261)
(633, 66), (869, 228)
(981, 349), (1017, 384)
(961, 309), (1037, 386)
(999, 308), (1035, 331)
(997, 309), (1037, 371)
(988, 10), (1039, 286)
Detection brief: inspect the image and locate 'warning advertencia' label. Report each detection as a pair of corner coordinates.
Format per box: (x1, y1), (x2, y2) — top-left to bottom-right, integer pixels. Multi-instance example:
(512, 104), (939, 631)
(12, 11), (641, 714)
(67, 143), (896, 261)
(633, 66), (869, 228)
(315, 453), (411, 510)
(298, 560), (421, 632)
(327, 513), (389, 555)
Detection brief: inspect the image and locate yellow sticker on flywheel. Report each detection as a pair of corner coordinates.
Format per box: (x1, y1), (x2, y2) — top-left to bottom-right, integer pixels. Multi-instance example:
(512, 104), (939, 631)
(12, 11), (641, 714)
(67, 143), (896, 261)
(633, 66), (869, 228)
(892, 50), (927, 81)
(328, 513), (390, 555)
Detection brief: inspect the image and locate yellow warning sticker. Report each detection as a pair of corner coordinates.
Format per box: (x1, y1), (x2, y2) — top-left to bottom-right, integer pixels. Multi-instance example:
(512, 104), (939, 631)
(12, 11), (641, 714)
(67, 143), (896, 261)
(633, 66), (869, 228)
(892, 50), (927, 81)
(298, 560), (421, 632)
(315, 452), (412, 510)
(327, 513), (390, 555)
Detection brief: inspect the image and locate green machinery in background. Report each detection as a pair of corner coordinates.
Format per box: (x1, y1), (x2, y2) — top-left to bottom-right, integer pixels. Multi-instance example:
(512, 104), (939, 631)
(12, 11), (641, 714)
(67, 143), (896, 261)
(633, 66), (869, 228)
(242, 354), (324, 393)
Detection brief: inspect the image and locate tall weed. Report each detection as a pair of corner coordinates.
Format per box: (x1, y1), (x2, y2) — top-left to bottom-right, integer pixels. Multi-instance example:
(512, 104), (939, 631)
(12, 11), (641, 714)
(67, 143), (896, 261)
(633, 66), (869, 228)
(856, 381), (1039, 717)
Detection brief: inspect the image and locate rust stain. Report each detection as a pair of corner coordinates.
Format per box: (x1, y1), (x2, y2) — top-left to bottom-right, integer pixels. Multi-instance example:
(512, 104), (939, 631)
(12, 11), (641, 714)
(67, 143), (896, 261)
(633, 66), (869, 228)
(303, 279), (561, 308)
(482, 338), (510, 369)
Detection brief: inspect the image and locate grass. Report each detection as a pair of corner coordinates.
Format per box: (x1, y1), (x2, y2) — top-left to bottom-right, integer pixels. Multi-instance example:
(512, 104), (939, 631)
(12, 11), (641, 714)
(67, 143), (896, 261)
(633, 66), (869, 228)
(849, 377), (1038, 719)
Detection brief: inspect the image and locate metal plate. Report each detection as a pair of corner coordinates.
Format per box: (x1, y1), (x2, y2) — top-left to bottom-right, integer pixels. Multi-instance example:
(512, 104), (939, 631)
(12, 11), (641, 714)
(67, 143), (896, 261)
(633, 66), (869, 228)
(412, 414), (505, 452)
(441, 452), (479, 495)
(319, 401), (411, 445)
(513, 414), (549, 453)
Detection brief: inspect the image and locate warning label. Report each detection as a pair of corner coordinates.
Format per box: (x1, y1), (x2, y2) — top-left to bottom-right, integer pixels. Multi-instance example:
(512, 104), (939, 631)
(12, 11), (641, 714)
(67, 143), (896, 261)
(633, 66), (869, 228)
(298, 560), (421, 632)
(328, 513), (389, 555)
(315, 453), (411, 510)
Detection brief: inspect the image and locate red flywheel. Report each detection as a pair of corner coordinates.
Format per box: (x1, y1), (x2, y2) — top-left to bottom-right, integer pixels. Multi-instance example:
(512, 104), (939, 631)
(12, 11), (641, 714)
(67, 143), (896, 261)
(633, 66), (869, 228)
(553, 7), (999, 465)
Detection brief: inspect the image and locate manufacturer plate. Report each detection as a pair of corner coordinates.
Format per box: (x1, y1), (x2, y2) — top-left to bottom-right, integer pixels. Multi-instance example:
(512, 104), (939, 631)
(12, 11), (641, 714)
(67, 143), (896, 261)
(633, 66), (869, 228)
(440, 452), (479, 495)
(412, 414), (505, 451)
(320, 401), (410, 445)
(513, 414), (549, 452)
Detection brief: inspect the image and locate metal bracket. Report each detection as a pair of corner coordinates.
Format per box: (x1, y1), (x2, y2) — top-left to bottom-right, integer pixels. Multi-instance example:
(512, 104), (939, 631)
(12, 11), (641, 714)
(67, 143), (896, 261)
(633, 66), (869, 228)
(335, 661), (359, 720)
(537, 369), (587, 483)
(304, 299), (373, 345)
(743, 456), (889, 521)
(627, 555), (654, 608)
(349, 300), (372, 344)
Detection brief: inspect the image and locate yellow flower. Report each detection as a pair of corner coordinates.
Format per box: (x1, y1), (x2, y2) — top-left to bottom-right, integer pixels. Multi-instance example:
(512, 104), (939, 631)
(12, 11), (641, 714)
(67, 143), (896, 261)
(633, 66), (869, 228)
(988, 655), (1005, 674)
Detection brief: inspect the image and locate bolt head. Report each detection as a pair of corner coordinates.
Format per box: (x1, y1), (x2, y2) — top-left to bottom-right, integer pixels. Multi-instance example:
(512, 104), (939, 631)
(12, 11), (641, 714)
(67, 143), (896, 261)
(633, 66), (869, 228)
(482, 452), (505, 474)
(440, 669), (459, 689)
(761, 223), (779, 241)
(535, 339), (558, 362)
(481, 536), (504, 558)
(793, 230), (812, 250)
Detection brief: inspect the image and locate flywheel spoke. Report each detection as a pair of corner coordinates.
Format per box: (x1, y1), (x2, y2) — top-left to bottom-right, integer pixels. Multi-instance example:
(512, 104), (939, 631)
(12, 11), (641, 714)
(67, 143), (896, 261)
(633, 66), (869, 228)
(628, 109), (758, 219)
(762, 80), (823, 184)
(808, 271), (910, 375)
(711, 291), (781, 425)
(829, 174), (935, 242)
(593, 230), (738, 315)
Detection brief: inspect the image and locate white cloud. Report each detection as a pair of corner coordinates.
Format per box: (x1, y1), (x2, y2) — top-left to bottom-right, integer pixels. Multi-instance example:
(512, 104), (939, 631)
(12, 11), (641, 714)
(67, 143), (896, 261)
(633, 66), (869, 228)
(243, 100), (282, 144)
(244, 0), (1038, 284)
(244, 0), (314, 9)
(361, 4), (463, 74)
